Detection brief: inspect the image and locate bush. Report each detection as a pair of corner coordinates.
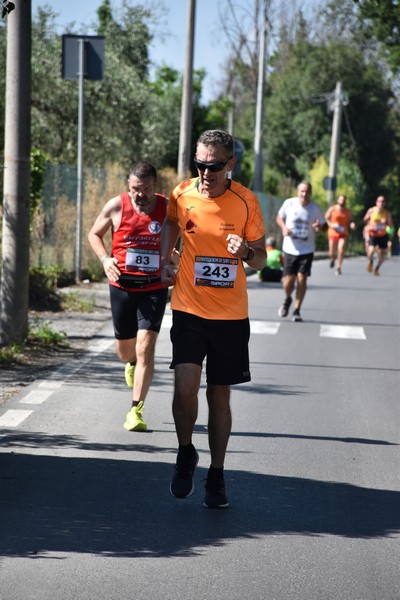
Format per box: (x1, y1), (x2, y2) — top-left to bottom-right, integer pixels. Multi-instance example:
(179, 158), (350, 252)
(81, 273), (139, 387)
(29, 264), (70, 310)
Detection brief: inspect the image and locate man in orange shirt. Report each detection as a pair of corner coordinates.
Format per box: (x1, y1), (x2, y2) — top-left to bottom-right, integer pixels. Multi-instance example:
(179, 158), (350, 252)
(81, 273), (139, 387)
(325, 194), (356, 275)
(161, 129), (266, 508)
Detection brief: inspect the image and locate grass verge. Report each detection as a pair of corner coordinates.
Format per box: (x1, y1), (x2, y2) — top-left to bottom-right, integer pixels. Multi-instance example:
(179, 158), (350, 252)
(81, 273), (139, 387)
(0, 320), (69, 367)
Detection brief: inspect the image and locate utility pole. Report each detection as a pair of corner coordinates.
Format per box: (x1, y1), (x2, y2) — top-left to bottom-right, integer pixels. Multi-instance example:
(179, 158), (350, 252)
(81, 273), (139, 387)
(253, 0), (268, 193)
(177, 0), (195, 179)
(0, 1), (31, 345)
(326, 81), (346, 205)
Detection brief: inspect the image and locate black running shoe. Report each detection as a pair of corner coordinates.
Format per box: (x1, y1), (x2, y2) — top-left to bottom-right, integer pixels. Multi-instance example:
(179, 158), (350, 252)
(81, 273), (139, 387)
(292, 309), (303, 322)
(170, 445), (199, 499)
(278, 296), (292, 318)
(204, 468), (230, 509)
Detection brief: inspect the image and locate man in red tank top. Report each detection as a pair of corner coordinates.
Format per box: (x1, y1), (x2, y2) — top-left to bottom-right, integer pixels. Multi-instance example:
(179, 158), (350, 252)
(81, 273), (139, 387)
(88, 161), (170, 432)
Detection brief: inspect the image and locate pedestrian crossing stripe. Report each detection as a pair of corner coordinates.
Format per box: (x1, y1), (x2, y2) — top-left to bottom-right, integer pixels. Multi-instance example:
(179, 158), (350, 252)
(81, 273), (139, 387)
(38, 380), (63, 389)
(0, 409), (33, 427)
(320, 325), (366, 340)
(0, 321), (368, 429)
(19, 390), (54, 404)
(250, 321), (280, 334)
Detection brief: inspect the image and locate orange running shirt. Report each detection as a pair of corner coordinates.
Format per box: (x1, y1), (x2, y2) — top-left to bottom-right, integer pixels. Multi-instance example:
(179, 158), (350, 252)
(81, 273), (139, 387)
(327, 206), (352, 238)
(167, 178), (266, 320)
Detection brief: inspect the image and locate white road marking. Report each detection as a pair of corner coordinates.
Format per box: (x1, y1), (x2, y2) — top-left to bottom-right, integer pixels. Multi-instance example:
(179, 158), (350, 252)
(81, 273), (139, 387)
(161, 314), (172, 328)
(19, 390), (54, 404)
(0, 321), (369, 429)
(320, 325), (366, 340)
(38, 380), (63, 389)
(87, 338), (114, 354)
(0, 410), (33, 427)
(251, 321), (281, 334)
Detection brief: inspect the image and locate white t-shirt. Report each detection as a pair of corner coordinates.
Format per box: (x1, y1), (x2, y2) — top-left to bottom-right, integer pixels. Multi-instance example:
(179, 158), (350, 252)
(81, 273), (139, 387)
(278, 196), (326, 255)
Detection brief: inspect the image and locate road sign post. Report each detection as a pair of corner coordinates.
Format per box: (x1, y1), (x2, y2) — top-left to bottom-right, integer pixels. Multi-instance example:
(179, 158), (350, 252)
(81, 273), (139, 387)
(62, 35), (105, 283)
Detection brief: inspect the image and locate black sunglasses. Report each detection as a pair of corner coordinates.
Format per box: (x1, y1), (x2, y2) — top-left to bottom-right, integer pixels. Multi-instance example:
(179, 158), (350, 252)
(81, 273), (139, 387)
(193, 158), (232, 172)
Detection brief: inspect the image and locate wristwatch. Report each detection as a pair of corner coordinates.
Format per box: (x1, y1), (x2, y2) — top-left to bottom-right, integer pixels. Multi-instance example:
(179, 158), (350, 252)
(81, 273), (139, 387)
(244, 245), (255, 262)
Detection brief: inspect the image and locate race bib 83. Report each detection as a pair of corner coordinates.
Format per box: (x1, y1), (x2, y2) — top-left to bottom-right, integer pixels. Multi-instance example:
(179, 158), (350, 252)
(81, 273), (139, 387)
(126, 248), (160, 272)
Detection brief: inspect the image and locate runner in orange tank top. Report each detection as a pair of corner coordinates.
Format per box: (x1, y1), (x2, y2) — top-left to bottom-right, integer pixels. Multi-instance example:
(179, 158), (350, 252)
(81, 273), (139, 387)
(160, 129), (266, 508)
(325, 194), (356, 275)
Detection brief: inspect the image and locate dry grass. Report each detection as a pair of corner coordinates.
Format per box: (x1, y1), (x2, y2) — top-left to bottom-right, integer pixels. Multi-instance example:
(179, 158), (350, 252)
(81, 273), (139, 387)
(28, 162), (182, 277)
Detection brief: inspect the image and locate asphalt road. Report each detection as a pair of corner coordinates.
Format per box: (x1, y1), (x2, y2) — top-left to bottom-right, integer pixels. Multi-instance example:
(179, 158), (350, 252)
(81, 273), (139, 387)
(0, 256), (399, 600)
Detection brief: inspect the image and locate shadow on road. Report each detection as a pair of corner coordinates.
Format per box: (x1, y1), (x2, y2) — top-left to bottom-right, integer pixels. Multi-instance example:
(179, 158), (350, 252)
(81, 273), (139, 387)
(1, 441), (399, 559)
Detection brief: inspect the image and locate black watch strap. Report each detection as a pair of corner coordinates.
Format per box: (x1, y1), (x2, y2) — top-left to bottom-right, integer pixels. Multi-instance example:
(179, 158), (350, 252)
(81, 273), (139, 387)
(245, 247), (255, 261)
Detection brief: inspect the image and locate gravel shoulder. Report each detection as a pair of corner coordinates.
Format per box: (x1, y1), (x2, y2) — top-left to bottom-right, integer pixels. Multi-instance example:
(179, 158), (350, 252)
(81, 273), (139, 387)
(0, 282), (111, 406)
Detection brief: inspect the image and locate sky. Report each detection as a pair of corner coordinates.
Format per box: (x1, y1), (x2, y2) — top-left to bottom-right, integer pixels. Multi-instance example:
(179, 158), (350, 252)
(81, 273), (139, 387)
(31, 0), (230, 103)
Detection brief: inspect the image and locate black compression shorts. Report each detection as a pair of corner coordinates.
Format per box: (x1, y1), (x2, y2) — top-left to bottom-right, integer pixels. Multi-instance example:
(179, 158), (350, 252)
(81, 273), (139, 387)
(109, 284), (168, 340)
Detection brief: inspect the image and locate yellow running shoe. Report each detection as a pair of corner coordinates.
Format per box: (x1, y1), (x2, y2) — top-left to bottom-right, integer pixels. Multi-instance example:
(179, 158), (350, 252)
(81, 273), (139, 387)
(123, 401), (147, 432)
(124, 362), (135, 388)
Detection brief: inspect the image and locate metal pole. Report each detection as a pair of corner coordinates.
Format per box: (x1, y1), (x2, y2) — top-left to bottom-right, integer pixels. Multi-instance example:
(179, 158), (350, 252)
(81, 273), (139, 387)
(327, 81), (343, 205)
(253, 0), (268, 192)
(226, 96), (235, 180)
(75, 38), (85, 283)
(227, 98), (234, 136)
(177, 0), (195, 179)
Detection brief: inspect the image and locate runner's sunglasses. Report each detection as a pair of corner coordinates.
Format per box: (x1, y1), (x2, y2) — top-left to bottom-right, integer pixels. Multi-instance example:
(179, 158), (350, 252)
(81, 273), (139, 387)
(193, 158), (232, 172)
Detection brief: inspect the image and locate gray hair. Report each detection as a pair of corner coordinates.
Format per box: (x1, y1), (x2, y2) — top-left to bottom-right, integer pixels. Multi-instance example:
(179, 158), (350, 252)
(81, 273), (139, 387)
(197, 129), (234, 158)
(298, 180), (312, 194)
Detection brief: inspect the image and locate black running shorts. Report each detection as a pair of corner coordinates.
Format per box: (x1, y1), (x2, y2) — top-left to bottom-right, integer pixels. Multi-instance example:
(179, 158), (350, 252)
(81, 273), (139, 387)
(368, 234), (388, 249)
(109, 284), (168, 340)
(283, 252), (314, 277)
(170, 310), (251, 385)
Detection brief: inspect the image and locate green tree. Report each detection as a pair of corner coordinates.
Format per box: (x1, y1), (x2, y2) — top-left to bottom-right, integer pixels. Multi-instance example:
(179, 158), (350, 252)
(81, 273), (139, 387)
(265, 26), (395, 199)
(353, 0), (400, 71)
(27, 3), (220, 171)
(30, 8), (77, 163)
(29, 4), (155, 167)
(97, 0), (112, 34)
(309, 154), (365, 216)
(213, 0), (400, 205)
(143, 66), (183, 168)
(310, 0), (400, 219)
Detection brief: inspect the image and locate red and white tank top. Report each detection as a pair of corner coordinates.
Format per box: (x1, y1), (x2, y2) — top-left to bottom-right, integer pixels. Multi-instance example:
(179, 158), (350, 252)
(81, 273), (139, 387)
(110, 192), (167, 291)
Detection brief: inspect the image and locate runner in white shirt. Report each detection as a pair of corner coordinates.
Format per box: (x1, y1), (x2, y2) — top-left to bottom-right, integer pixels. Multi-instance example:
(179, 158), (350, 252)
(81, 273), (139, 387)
(276, 181), (327, 322)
